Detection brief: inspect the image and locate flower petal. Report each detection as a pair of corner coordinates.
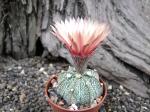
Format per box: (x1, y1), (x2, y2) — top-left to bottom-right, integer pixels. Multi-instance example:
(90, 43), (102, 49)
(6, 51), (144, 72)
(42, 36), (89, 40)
(51, 18), (110, 57)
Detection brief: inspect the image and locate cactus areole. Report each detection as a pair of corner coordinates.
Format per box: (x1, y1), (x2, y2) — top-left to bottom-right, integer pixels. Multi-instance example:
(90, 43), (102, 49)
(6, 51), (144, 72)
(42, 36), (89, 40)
(50, 18), (110, 107)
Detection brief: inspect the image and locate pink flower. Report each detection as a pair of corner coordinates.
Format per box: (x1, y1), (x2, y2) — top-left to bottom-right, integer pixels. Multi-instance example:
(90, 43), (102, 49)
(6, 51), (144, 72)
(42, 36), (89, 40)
(51, 18), (110, 58)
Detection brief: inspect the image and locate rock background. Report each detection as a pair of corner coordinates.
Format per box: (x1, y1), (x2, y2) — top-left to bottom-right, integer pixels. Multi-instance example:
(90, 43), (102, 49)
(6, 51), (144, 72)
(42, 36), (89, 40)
(0, 0), (150, 97)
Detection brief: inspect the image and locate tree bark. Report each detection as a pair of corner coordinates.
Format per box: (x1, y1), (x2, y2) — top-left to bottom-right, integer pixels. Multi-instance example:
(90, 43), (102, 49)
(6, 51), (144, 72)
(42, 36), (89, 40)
(0, 0), (150, 97)
(0, 0), (4, 55)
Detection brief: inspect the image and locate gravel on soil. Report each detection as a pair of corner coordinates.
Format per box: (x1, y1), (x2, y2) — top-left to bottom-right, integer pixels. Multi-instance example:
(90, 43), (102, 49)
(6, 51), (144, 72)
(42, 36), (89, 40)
(0, 56), (149, 112)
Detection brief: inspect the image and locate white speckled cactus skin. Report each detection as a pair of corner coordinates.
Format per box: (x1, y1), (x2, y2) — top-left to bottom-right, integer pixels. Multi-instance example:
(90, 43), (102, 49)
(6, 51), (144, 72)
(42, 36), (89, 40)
(56, 67), (103, 105)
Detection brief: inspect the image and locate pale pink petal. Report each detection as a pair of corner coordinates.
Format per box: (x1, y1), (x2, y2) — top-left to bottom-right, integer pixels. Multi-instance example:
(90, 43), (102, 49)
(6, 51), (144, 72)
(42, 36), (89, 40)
(51, 18), (110, 57)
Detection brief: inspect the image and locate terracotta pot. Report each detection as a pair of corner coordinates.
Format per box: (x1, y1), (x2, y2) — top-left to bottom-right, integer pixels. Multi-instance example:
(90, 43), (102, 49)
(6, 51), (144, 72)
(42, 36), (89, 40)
(45, 75), (107, 112)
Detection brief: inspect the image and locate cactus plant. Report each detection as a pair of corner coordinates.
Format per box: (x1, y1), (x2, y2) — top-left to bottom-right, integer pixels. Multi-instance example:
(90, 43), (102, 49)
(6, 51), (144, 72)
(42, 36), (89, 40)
(56, 66), (103, 105)
(51, 18), (110, 108)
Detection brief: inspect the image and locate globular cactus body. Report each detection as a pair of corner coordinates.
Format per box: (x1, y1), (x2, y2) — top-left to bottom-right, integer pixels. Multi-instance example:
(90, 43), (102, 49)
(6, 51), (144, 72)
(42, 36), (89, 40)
(56, 67), (103, 105)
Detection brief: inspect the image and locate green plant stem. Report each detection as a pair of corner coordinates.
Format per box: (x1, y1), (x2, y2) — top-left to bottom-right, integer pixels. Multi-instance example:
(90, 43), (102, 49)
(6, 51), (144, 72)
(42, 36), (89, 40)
(72, 56), (89, 74)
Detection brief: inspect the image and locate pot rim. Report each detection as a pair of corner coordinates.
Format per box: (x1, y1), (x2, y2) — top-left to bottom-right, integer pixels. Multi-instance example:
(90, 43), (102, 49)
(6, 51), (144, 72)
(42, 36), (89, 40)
(45, 74), (107, 112)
